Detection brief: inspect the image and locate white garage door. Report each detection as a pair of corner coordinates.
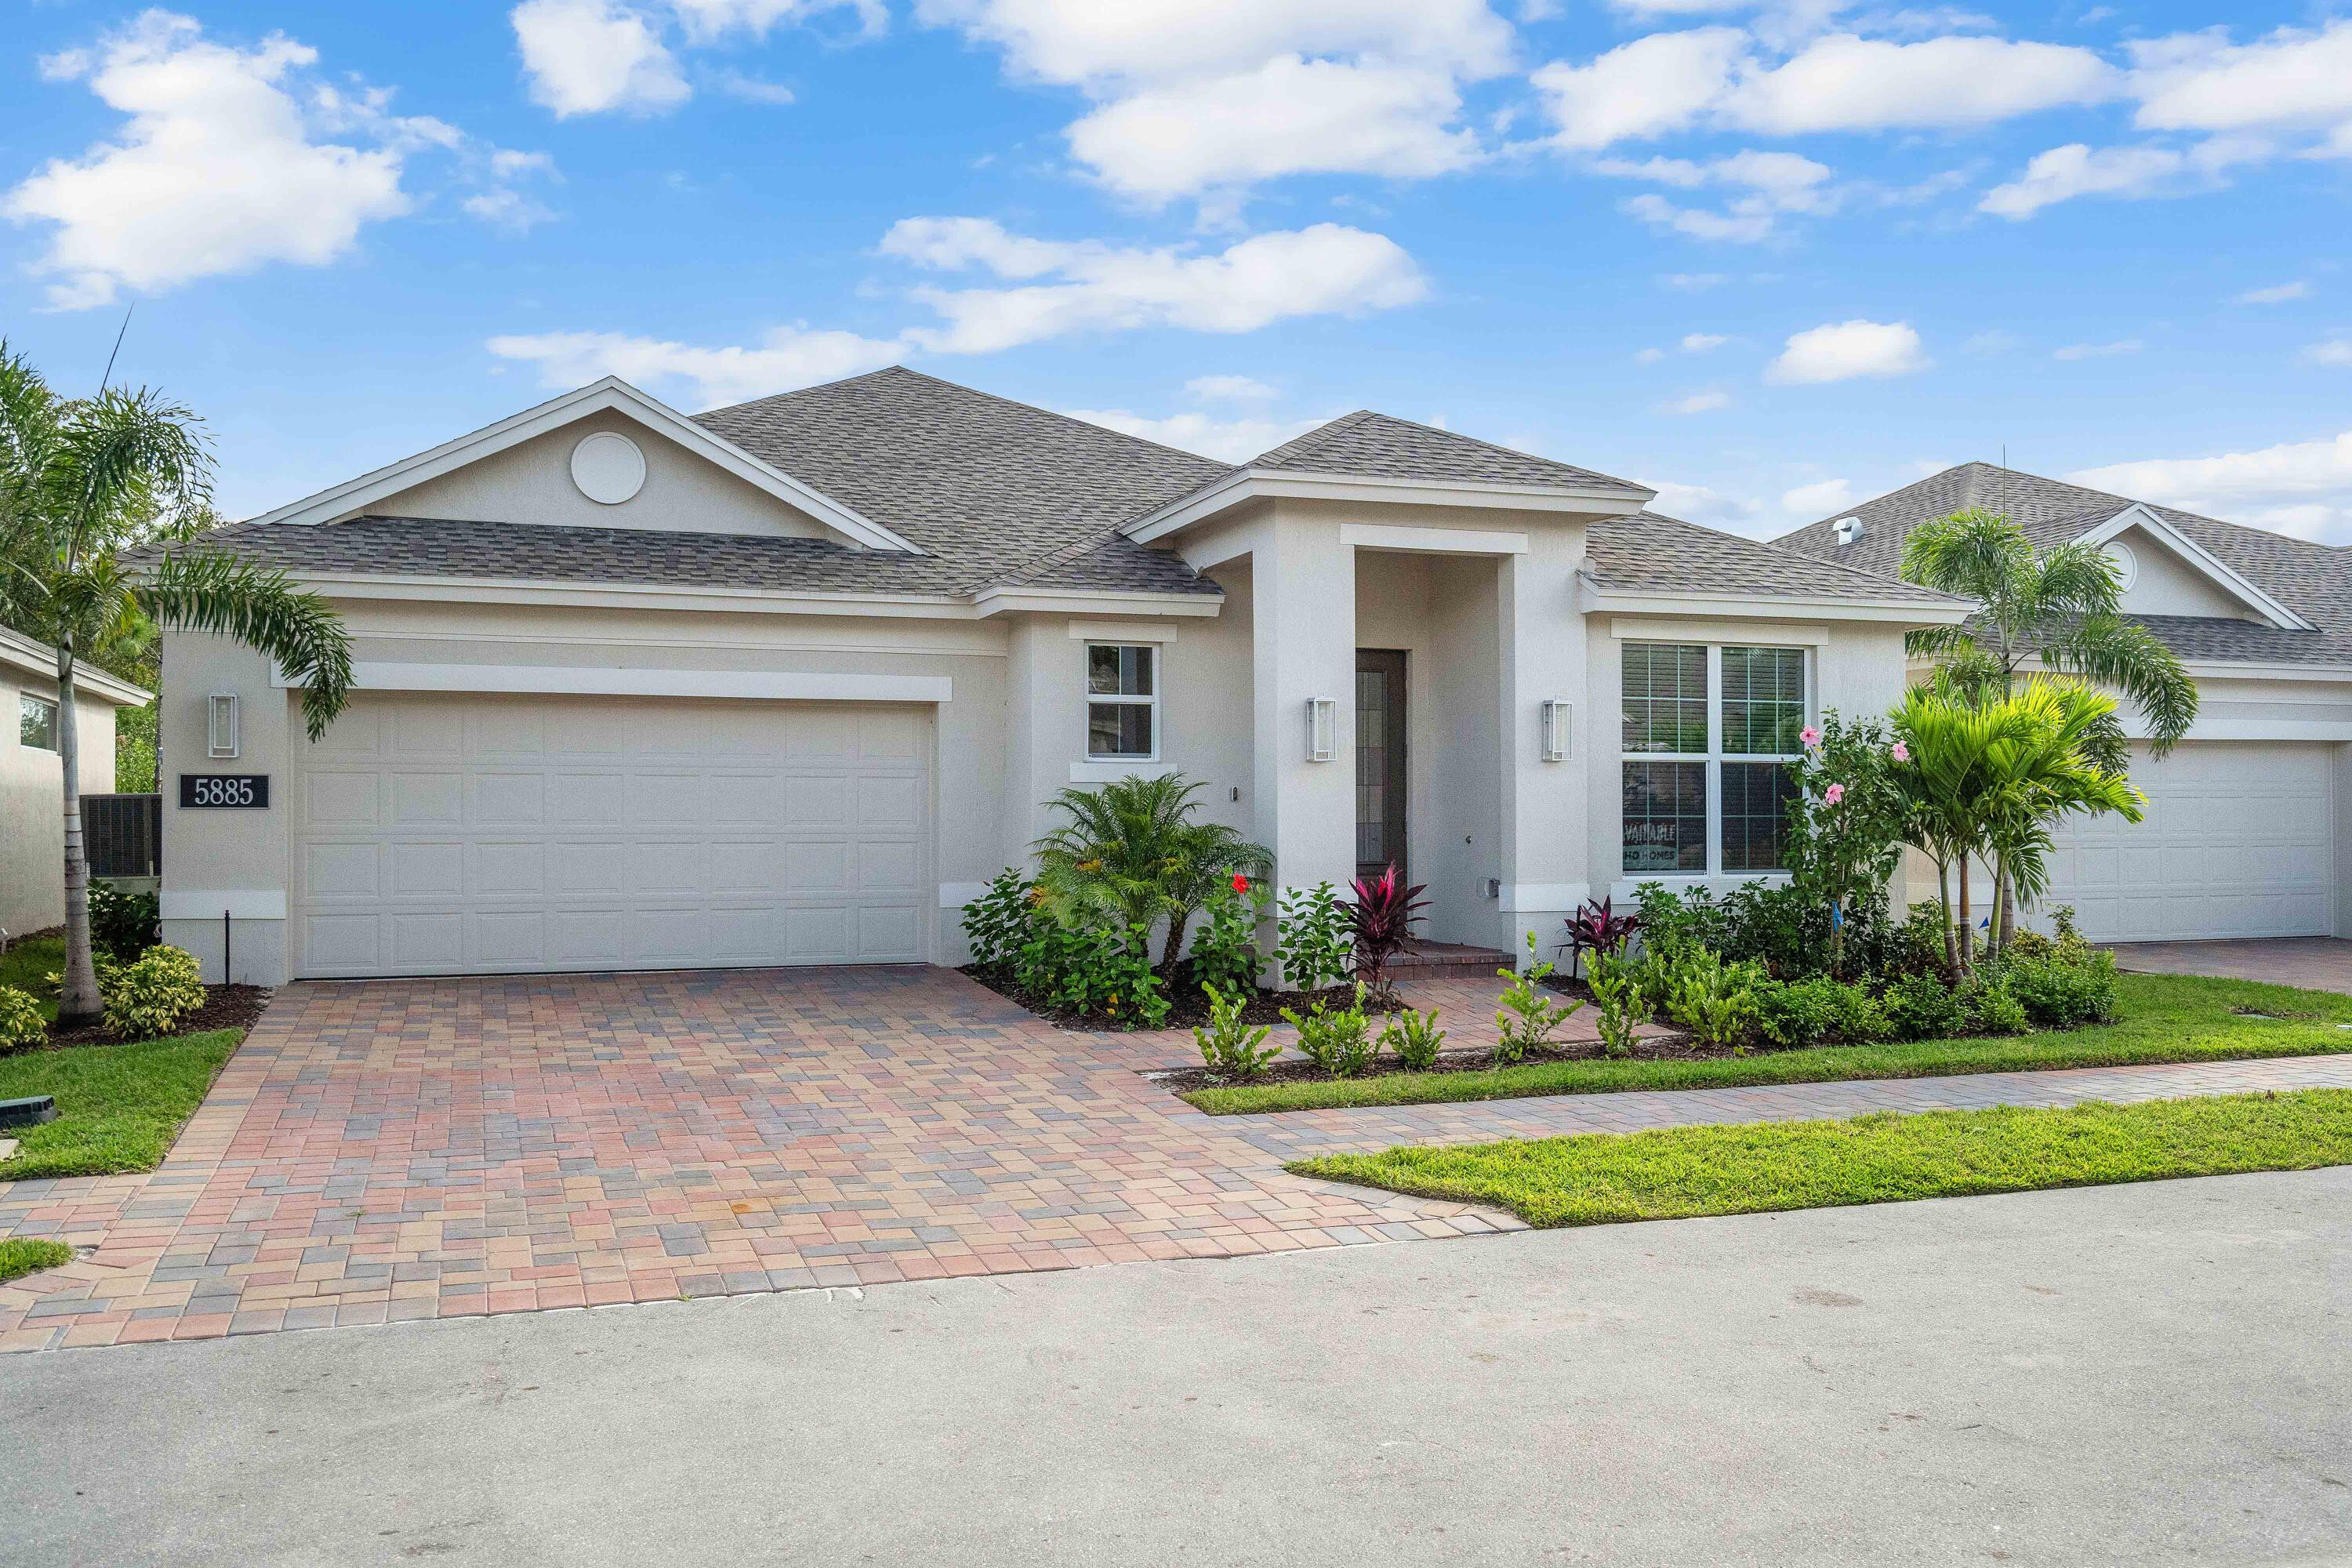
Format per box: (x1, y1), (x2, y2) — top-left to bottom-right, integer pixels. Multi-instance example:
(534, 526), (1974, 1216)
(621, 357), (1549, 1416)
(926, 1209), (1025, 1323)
(290, 690), (932, 978)
(2048, 740), (2336, 942)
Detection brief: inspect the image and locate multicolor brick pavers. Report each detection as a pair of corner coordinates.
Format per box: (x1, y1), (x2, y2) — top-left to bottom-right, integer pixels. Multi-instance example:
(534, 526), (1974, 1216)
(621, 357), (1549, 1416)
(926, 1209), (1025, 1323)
(6, 964), (2352, 1353)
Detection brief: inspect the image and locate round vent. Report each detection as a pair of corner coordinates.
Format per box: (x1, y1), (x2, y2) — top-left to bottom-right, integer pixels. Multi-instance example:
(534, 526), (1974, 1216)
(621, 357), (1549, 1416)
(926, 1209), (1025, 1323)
(2104, 540), (2139, 591)
(570, 431), (647, 505)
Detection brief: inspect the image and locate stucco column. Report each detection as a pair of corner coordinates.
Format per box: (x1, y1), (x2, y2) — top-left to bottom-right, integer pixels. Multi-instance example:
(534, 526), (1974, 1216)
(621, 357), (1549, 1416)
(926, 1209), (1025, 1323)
(1247, 513), (1357, 910)
(1495, 528), (1590, 957)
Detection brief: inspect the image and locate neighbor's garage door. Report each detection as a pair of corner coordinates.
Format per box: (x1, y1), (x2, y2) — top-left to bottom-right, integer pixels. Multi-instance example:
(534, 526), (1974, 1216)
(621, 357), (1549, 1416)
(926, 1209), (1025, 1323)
(2048, 740), (2335, 942)
(290, 689), (931, 978)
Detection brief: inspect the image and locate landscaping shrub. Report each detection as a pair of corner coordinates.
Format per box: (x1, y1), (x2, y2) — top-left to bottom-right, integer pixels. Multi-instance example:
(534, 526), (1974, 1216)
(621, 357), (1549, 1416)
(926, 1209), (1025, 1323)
(1014, 920), (1168, 1028)
(1276, 881), (1352, 993)
(1755, 975), (1894, 1050)
(0, 987), (45, 1052)
(1195, 985), (1280, 1081)
(1380, 1006), (1446, 1071)
(1781, 711), (1911, 979)
(1188, 877), (1268, 1001)
(963, 866), (1041, 975)
(1663, 949), (1765, 1051)
(1283, 984), (1377, 1079)
(1560, 896), (1637, 982)
(1959, 976), (2030, 1036)
(1494, 931), (1582, 1064)
(1029, 773), (1270, 971)
(1881, 971), (1970, 1040)
(88, 882), (161, 960)
(1588, 952), (1647, 1059)
(1348, 864), (1428, 1006)
(1637, 878), (1894, 982)
(101, 945), (206, 1040)
(1998, 949), (2118, 1028)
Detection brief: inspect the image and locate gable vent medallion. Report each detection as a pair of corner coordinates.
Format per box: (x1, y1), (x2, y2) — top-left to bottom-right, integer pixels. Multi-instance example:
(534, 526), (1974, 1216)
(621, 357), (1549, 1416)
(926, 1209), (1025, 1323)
(571, 432), (647, 505)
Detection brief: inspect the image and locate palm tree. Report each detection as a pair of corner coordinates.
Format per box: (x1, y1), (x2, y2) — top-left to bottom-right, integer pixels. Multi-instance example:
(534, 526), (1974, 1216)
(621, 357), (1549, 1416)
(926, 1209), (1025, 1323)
(0, 343), (354, 1022)
(1901, 507), (2194, 942)
(1031, 772), (1271, 970)
(1890, 683), (2022, 978)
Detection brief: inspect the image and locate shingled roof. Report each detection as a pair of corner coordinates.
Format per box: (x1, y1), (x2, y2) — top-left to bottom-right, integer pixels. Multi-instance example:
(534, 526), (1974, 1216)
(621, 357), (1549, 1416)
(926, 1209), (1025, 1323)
(1244, 409), (1649, 493)
(1776, 462), (2352, 666)
(1589, 512), (1957, 603)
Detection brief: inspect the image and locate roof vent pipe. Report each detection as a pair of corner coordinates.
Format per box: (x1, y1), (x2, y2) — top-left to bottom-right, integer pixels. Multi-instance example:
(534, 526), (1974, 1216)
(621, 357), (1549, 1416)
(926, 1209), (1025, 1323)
(1831, 516), (1866, 546)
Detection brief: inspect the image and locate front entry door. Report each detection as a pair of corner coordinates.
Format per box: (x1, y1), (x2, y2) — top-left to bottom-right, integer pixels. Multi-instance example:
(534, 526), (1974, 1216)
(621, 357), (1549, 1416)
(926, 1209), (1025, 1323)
(1356, 649), (1407, 887)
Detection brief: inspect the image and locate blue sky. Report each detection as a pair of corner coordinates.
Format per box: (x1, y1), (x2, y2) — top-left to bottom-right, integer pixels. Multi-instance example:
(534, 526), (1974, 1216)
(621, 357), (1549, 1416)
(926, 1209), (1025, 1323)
(4, 0), (2350, 541)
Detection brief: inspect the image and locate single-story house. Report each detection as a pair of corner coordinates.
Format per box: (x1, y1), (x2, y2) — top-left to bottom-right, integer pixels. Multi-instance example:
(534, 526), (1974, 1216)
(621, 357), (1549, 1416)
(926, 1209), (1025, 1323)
(1779, 462), (2352, 943)
(154, 367), (1965, 984)
(1, 623), (149, 941)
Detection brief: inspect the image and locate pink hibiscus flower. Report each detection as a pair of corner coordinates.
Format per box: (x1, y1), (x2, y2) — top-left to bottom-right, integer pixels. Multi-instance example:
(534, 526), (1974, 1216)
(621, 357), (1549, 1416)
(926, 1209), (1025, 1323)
(1823, 782), (1846, 806)
(1798, 725), (1822, 749)
(1890, 741), (1910, 762)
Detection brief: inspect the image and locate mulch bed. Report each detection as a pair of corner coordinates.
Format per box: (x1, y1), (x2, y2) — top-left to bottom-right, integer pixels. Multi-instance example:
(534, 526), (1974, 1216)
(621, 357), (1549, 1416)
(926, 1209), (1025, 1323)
(960, 964), (1359, 1032)
(1151, 1030), (1720, 1093)
(37, 984), (272, 1050)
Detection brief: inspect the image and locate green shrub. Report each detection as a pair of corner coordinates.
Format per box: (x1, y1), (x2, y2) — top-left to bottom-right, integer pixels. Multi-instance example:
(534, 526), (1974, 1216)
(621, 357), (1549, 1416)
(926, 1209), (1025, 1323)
(1960, 977), (2030, 1036)
(1893, 900), (1955, 975)
(0, 987), (45, 1051)
(962, 866), (1041, 975)
(1588, 951), (1648, 1059)
(1014, 920), (1168, 1028)
(1998, 949), (2118, 1028)
(1663, 949), (1765, 1051)
(101, 945), (207, 1040)
(1189, 880), (1269, 1002)
(1380, 1006), (1446, 1071)
(1283, 983), (1377, 1078)
(1882, 971), (1969, 1040)
(1494, 931), (1583, 1065)
(1195, 985), (1280, 1081)
(88, 882), (162, 960)
(1275, 881), (1351, 992)
(1755, 975), (1893, 1049)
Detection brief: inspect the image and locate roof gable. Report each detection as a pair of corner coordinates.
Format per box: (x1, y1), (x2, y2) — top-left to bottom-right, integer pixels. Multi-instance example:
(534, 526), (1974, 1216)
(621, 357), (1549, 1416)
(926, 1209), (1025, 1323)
(1247, 410), (1650, 493)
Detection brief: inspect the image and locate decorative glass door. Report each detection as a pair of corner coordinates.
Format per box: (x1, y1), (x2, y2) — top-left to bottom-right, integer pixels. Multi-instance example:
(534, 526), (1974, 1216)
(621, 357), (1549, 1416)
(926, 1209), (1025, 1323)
(1355, 649), (1407, 886)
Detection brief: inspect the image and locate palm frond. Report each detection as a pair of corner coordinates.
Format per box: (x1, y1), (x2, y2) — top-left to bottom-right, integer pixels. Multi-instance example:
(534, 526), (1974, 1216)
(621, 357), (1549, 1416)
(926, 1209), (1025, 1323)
(140, 550), (353, 739)
(2041, 613), (2198, 753)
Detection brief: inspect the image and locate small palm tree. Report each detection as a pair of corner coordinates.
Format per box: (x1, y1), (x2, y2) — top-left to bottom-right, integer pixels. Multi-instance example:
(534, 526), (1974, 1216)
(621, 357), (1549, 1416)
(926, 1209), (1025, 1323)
(0, 343), (354, 1022)
(1031, 773), (1271, 970)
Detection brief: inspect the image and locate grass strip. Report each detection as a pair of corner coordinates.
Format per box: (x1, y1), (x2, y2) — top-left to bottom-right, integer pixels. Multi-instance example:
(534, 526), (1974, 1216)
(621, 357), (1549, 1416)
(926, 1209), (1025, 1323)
(1185, 972), (2352, 1114)
(1290, 1089), (2352, 1227)
(0, 1238), (74, 1284)
(0, 1029), (242, 1180)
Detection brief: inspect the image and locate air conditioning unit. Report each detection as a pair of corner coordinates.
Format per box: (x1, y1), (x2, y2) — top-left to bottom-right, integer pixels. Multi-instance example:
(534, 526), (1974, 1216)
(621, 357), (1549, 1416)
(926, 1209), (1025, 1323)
(1831, 515), (1867, 546)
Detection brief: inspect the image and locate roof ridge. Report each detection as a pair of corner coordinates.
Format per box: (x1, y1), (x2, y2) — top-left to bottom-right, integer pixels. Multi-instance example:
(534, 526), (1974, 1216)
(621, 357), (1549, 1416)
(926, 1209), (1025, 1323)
(1632, 511), (1963, 601)
(1246, 408), (1378, 467)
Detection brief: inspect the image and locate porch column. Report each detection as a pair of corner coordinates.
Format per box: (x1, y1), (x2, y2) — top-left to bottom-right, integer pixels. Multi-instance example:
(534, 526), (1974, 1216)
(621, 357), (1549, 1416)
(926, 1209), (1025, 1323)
(1494, 528), (1590, 956)
(1248, 515), (1358, 907)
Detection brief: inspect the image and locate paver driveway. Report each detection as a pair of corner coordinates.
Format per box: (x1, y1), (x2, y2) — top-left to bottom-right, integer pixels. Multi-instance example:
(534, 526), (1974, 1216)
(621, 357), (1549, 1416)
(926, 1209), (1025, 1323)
(8, 964), (2352, 1352)
(2109, 937), (2352, 993)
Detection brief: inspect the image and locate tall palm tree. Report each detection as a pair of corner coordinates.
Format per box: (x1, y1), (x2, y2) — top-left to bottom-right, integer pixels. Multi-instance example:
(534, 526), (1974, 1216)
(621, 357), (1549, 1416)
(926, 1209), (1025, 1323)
(0, 343), (354, 1022)
(1901, 508), (2195, 942)
(1031, 772), (1272, 970)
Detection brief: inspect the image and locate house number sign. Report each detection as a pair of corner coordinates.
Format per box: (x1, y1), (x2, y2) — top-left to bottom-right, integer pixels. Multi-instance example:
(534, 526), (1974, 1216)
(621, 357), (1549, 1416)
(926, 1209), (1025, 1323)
(178, 774), (270, 809)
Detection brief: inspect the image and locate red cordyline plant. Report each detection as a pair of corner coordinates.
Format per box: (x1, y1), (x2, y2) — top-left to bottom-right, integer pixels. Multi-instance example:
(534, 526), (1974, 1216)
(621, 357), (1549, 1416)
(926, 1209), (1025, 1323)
(1347, 863), (1428, 1007)
(1560, 896), (1639, 981)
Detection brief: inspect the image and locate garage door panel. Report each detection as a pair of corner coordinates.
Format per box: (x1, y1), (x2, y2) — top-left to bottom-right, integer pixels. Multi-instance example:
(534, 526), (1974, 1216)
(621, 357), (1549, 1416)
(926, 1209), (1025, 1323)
(2050, 740), (2333, 942)
(292, 691), (935, 978)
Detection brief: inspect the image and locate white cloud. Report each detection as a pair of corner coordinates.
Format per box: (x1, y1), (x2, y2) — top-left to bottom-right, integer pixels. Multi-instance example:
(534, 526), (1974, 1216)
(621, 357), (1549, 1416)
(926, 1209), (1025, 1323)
(1602, 147), (1836, 241)
(1782, 477), (1855, 515)
(884, 219), (1428, 354)
(2052, 338), (2141, 359)
(1647, 479), (1760, 529)
(1663, 389), (1733, 413)
(2235, 280), (2310, 304)
(1661, 271), (1730, 289)
(5, 12), (543, 310)
(1976, 140), (2251, 219)
(1061, 407), (1319, 463)
(1064, 56), (1479, 202)
(667, 0), (885, 42)
(1534, 27), (2114, 151)
(2068, 430), (2352, 543)
(1962, 328), (2024, 355)
(2128, 21), (2352, 138)
(1766, 319), (1928, 383)
(1635, 346), (1668, 363)
(1185, 374), (1278, 401)
(485, 325), (904, 407)
(712, 70), (800, 105)
(512, 0), (690, 117)
(1682, 332), (1727, 350)
(2303, 339), (2352, 367)
(463, 187), (558, 234)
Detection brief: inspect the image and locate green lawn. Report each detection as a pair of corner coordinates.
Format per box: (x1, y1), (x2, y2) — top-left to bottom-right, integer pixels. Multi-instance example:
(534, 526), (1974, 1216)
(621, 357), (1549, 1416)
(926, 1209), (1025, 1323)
(1290, 1089), (2352, 1227)
(1184, 971), (2352, 1115)
(0, 1237), (73, 1285)
(0, 1029), (241, 1181)
(0, 934), (63, 1022)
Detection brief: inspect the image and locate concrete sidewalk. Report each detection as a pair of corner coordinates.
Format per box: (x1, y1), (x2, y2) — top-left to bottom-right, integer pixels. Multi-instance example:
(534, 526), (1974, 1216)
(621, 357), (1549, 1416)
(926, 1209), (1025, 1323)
(5, 1167), (2348, 1566)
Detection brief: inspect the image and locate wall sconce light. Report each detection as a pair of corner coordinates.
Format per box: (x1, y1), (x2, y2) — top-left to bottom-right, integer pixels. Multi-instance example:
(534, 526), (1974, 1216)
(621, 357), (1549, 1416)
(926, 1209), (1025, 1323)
(1305, 697), (1338, 762)
(1540, 698), (1570, 762)
(207, 691), (240, 760)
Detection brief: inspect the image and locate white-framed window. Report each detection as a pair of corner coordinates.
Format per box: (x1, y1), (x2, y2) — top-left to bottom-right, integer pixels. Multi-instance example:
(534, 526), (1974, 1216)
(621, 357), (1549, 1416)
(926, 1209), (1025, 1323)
(19, 693), (58, 753)
(1621, 642), (1807, 876)
(1085, 643), (1158, 760)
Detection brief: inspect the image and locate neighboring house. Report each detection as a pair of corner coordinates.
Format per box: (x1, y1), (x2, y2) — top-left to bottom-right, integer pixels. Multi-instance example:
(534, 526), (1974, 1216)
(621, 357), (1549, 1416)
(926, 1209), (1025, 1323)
(152, 368), (1962, 984)
(0, 623), (150, 941)
(1780, 462), (2352, 943)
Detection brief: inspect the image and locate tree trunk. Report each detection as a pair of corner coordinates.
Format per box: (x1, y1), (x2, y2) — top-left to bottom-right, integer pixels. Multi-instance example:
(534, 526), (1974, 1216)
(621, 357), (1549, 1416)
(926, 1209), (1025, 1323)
(1955, 851), (1973, 977)
(1994, 868), (2016, 962)
(1160, 909), (1188, 973)
(56, 641), (103, 1022)
(1935, 857), (1958, 982)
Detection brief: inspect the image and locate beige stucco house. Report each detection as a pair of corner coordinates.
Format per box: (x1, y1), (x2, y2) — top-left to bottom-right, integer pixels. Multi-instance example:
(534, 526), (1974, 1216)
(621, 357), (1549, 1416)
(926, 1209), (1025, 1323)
(1783, 463), (2352, 943)
(154, 368), (1964, 984)
(2, 623), (148, 942)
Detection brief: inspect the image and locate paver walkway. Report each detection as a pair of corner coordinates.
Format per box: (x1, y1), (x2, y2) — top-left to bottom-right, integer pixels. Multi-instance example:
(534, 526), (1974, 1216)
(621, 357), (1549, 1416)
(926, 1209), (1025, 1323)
(2109, 936), (2352, 993)
(5, 964), (2350, 1352)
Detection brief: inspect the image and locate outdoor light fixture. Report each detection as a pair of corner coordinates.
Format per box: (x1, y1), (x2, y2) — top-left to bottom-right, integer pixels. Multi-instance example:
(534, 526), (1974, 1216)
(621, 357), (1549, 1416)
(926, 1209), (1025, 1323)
(1306, 697), (1338, 762)
(1540, 698), (1571, 762)
(207, 691), (240, 759)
